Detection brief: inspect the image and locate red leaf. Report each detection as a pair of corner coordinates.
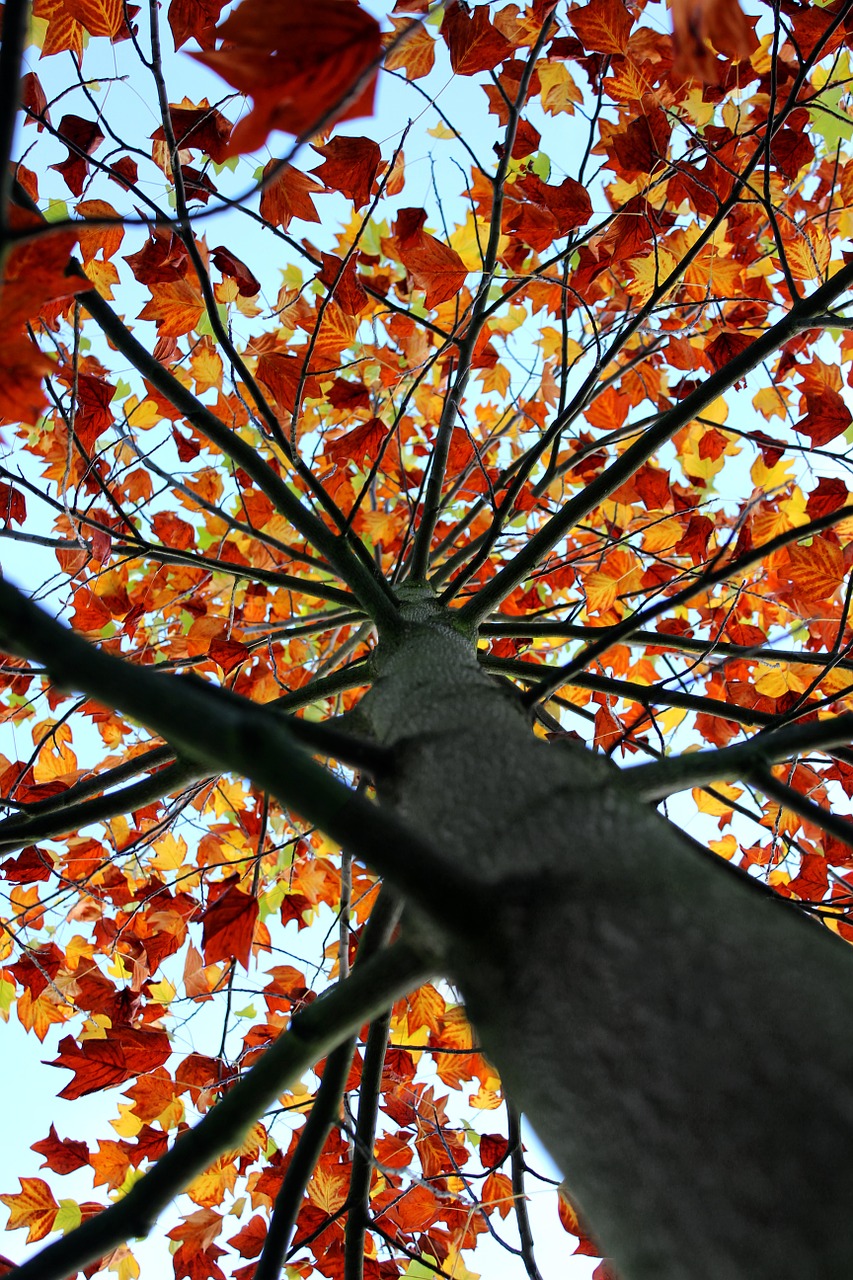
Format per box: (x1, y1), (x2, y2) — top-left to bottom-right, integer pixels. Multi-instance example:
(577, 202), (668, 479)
(0, 483), (26, 527)
(47, 1028), (171, 1099)
(393, 208), (468, 308)
(151, 104), (233, 163)
(32, 1125), (89, 1175)
(194, 0), (382, 155)
(201, 881), (259, 968)
(480, 1133), (510, 1168)
(806, 476), (849, 520)
(441, 1), (513, 75)
(208, 636), (250, 674)
(168, 0), (227, 50)
(326, 417), (389, 468)
(796, 388), (853, 447)
(671, 0), (759, 84)
(318, 252), (368, 316)
(151, 511), (196, 549)
(228, 1215), (268, 1259)
(210, 246), (261, 297)
(49, 115), (104, 196)
(311, 136), (382, 210)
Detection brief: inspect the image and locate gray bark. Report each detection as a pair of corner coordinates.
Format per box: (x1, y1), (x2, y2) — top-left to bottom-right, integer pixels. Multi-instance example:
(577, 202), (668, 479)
(361, 587), (853, 1279)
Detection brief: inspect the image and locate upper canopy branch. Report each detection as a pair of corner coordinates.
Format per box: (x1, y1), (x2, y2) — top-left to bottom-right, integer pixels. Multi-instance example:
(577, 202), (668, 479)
(0, 578), (475, 917)
(458, 260), (853, 629)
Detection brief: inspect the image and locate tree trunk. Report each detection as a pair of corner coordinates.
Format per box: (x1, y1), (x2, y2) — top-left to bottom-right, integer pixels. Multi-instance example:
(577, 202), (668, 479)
(361, 589), (853, 1279)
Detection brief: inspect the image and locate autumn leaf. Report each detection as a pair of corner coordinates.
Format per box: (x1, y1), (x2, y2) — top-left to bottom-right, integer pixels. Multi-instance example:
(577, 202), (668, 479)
(0, 1179), (59, 1244)
(311, 136), (382, 210)
(384, 17), (436, 80)
(64, 0), (126, 40)
(441, 0), (513, 75)
(47, 1028), (172, 1100)
(671, 0), (759, 83)
(138, 279), (206, 336)
(392, 207), (468, 307)
(201, 881), (259, 969)
(168, 0), (228, 50)
(784, 538), (846, 602)
(258, 162), (324, 230)
(568, 0), (632, 56)
(796, 387), (853, 447)
(31, 1126), (89, 1175)
(193, 0), (382, 154)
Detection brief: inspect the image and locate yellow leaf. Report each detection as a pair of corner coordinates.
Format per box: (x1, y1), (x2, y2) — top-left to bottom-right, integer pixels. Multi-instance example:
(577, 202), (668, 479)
(108, 1244), (140, 1280)
(785, 228), (831, 281)
(307, 1164), (348, 1214)
(110, 1104), (144, 1139)
(709, 834), (738, 860)
(150, 832), (188, 872)
(693, 782), (743, 816)
(123, 394), (162, 430)
(625, 247), (678, 303)
(0, 1178), (60, 1243)
(33, 738), (78, 784)
(536, 60), (582, 114)
(187, 1158), (237, 1208)
(752, 385), (788, 421)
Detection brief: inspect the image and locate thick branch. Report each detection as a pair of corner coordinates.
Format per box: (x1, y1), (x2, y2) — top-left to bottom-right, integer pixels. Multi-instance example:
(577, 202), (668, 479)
(622, 715), (853, 801)
(9, 940), (431, 1280)
(0, 756), (201, 855)
(459, 262), (853, 627)
(0, 579), (476, 918)
(520, 502), (853, 708)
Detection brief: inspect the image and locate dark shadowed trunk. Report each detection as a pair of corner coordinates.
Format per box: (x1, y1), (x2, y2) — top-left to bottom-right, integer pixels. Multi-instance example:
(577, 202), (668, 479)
(361, 586), (853, 1279)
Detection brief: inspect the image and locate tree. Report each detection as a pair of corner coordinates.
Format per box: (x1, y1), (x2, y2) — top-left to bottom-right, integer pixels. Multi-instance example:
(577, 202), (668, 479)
(3, 0), (853, 1275)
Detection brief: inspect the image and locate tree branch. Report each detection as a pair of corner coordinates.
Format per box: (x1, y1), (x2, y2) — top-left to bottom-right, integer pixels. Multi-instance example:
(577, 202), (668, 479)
(622, 714), (853, 801)
(519, 502), (853, 709)
(254, 891), (403, 1280)
(8, 939), (432, 1280)
(0, 579), (477, 919)
(458, 263), (853, 628)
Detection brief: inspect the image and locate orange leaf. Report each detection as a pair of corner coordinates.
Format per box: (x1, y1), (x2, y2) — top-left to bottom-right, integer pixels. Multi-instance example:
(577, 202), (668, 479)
(384, 18), (436, 80)
(201, 881), (259, 969)
(194, 0), (382, 155)
(138, 279), (206, 336)
(393, 207), (468, 308)
(671, 0), (759, 83)
(569, 0), (632, 56)
(785, 539), (845, 602)
(259, 162), (324, 230)
(0, 1178), (59, 1244)
(64, 0), (125, 39)
(32, 0), (85, 59)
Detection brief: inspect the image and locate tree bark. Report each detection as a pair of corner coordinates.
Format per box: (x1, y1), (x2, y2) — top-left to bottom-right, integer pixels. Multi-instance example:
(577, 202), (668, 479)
(362, 587), (853, 1279)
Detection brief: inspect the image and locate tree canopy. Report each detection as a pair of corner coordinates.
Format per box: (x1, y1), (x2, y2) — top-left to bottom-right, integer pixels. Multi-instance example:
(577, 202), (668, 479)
(3, 0), (853, 1277)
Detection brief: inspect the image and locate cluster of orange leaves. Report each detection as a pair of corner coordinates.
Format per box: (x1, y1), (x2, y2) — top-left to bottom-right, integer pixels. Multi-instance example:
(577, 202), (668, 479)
(4, 0), (853, 1275)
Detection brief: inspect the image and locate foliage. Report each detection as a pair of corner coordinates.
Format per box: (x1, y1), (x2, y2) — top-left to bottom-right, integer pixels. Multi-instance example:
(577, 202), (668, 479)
(3, 0), (853, 1276)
